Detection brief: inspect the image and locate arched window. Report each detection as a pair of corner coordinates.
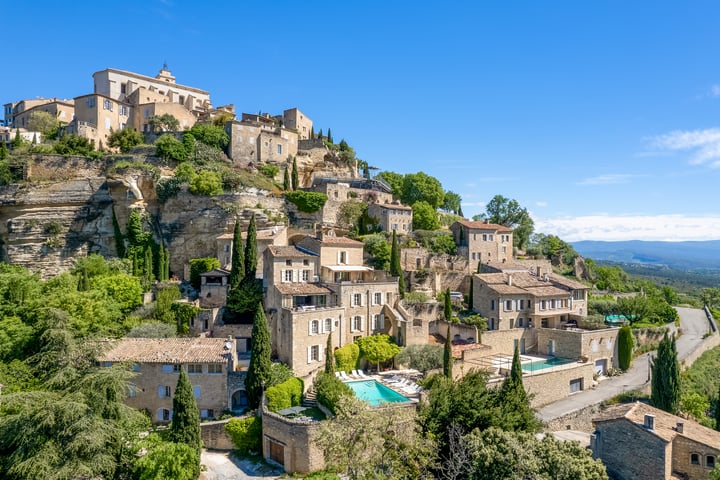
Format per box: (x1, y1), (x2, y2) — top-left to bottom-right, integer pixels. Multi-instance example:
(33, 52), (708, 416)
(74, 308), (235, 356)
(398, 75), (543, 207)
(690, 453), (700, 465)
(707, 455), (716, 468)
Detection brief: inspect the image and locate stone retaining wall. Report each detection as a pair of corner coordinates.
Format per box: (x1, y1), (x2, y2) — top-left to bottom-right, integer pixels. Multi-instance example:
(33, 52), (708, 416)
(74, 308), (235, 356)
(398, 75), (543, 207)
(200, 419), (235, 450)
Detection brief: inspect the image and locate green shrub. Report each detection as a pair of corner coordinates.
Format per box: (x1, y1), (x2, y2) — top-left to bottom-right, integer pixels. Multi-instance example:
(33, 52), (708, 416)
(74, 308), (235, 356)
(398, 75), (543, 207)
(189, 170), (223, 195)
(259, 164), (279, 178)
(189, 257), (220, 289)
(54, 134), (96, 157)
(286, 191), (328, 213)
(156, 177), (182, 203)
(334, 343), (360, 373)
(108, 128), (143, 153)
(155, 134), (188, 161)
(44, 221), (63, 235)
(265, 377), (304, 412)
(403, 291), (430, 305)
(188, 124), (229, 149)
(314, 372), (353, 414)
(171, 302), (200, 335)
(225, 416), (262, 455)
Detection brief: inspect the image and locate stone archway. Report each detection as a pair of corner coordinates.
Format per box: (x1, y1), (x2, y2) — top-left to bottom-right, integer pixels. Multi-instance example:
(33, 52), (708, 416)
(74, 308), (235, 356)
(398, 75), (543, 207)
(231, 389), (248, 411)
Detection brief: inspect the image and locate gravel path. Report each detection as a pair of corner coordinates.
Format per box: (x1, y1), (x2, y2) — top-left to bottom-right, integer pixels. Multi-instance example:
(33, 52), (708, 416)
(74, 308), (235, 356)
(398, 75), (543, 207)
(200, 450), (282, 480)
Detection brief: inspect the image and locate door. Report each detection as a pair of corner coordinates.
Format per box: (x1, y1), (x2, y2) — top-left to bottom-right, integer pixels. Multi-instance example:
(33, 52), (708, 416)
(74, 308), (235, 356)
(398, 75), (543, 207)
(594, 359), (607, 375)
(569, 378), (583, 393)
(268, 440), (284, 466)
(520, 339), (526, 354)
(548, 340), (555, 356)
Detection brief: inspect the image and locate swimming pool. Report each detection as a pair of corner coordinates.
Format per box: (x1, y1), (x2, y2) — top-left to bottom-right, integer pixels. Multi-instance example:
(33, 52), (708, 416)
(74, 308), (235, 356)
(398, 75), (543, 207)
(345, 380), (410, 406)
(522, 357), (575, 372)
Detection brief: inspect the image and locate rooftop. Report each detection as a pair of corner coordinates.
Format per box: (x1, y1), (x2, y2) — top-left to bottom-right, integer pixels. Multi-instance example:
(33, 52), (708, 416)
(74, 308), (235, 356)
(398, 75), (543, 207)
(275, 283), (333, 295)
(267, 246), (315, 258)
(454, 219), (513, 232)
(99, 337), (231, 364)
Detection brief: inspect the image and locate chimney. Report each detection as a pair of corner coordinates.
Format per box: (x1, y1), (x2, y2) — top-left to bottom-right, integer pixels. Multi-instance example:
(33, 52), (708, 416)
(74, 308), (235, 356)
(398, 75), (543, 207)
(676, 422), (684, 433)
(507, 274), (513, 286)
(644, 414), (655, 430)
(536, 266), (542, 277)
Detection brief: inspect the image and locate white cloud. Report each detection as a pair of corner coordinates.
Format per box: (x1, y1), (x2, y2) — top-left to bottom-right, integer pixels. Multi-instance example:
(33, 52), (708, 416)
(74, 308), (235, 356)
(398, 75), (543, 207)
(535, 201), (547, 207)
(711, 84), (720, 97)
(649, 128), (720, 167)
(576, 174), (639, 186)
(535, 215), (720, 242)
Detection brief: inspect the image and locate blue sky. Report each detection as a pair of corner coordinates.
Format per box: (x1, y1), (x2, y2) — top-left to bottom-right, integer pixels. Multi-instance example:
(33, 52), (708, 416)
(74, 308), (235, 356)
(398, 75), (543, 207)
(3, 1), (720, 241)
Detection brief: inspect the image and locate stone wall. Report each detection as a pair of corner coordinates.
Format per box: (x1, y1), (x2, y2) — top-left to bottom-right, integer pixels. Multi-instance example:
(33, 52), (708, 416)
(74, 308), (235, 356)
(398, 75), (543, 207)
(524, 362), (594, 408)
(434, 319), (479, 343)
(200, 419), (235, 450)
(26, 155), (109, 180)
(544, 403), (604, 432)
(261, 408), (325, 474)
(593, 419), (671, 480)
(537, 327), (619, 368)
(480, 328), (539, 355)
(680, 332), (720, 368)
(672, 435), (720, 480)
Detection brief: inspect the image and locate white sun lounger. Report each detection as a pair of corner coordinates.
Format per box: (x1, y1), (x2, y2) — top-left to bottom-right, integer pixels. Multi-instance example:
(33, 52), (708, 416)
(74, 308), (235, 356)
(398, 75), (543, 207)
(358, 370), (369, 378)
(340, 371), (351, 381)
(351, 369), (360, 378)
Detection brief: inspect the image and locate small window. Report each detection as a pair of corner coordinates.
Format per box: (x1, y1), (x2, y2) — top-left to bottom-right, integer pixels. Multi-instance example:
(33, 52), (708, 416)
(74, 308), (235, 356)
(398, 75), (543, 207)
(309, 345), (320, 362)
(208, 364), (222, 374)
(187, 364), (203, 374)
(128, 385), (137, 397)
(302, 270), (310, 282)
(86, 97), (96, 108)
(490, 300), (496, 311)
(277, 144), (282, 154)
(352, 315), (362, 332)
(132, 363), (140, 372)
(158, 385), (171, 398)
(374, 292), (382, 305)
(162, 364), (174, 373)
(303, 259), (309, 266)
(353, 293), (362, 306)
(158, 408), (172, 421)
(691, 453), (700, 465)
(286, 259), (292, 266)
(193, 386), (201, 398)
(324, 318), (332, 333)
(707, 455), (716, 468)
(283, 270), (293, 282)
(373, 314), (384, 330)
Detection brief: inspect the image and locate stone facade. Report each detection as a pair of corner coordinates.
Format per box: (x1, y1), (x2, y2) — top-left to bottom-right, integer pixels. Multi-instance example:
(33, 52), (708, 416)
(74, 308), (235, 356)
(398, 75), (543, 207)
(276, 108), (313, 140)
(523, 362), (594, 407)
(98, 337), (237, 423)
(199, 268), (230, 308)
(200, 419), (235, 450)
(12, 99), (74, 130)
(592, 402), (720, 480)
(367, 201), (413, 233)
(215, 225), (287, 272)
(4, 97), (73, 127)
(129, 97), (196, 132)
(226, 117), (298, 164)
(450, 220), (513, 269)
(261, 408), (325, 474)
(68, 93), (131, 149)
(537, 327), (619, 374)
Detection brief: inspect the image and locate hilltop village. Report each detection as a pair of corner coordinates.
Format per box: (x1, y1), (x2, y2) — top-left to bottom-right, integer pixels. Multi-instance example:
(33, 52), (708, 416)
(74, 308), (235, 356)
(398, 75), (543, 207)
(1, 66), (719, 480)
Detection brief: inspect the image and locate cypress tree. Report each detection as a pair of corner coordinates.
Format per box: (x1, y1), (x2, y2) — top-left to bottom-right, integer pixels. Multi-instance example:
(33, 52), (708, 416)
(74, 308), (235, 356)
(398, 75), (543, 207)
(244, 214), (258, 281)
(0, 142), (8, 160)
(157, 245), (165, 282)
(443, 324), (453, 379)
(229, 220), (244, 289)
(325, 334), (335, 375)
(495, 343), (539, 432)
(291, 156), (299, 190)
(651, 332), (681, 414)
(469, 277), (474, 310)
(715, 382), (720, 431)
(170, 369), (202, 454)
(245, 303), (272, 409)
(132, 251), (139, 276)
(458, 206), (464, 218)
(390, 231), (405, 298)
(444, 288), (452, 321)
(327, 128), (333, 144)
(617, 325), (633, 371)
(309, 125), (315, 139)
(144, 246), (154, 284)
(318, 128), (323, 140)
(477, 261), (482, 274)
(283, 166), (291, 191)
(78, 267), (90, 292)
(163, 246), (170, 280)
(31, 133), (37, 145)
(12, 128), (23, 148)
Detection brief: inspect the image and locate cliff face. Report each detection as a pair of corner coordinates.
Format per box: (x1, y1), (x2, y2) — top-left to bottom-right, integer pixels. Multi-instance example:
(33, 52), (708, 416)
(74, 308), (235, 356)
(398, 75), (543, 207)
(0, 152), (355, 278)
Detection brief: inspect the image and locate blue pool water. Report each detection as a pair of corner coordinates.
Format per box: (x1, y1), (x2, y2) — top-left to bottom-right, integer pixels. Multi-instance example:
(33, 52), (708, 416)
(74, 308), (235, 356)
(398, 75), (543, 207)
(522, 357), (575, 372)
(345, 380), (410, 406)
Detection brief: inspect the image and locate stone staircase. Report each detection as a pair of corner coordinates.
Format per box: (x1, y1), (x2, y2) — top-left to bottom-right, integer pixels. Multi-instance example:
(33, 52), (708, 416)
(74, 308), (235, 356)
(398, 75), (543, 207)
(302, 388), (318, 407)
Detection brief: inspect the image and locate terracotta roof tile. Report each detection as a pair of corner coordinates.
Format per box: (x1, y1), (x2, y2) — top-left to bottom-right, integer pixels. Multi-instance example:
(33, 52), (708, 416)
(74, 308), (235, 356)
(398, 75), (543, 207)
(267, 246), (315, 258)
(454, 220), (513, 232)
(99, 337), (231, 364)
(275, 283), (333, 295)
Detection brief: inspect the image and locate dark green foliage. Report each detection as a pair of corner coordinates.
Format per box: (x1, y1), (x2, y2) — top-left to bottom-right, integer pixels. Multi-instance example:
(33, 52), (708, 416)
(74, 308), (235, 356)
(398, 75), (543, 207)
(286, 190), (328, 212)
(477, 261), (482, 274)
(481, 195), (535, 250)
(172, 303), (201, 335)
(78, 267), (90, 292)
(401, 172), (445, 208)
(155, 134), (188, 161)
(229, 220), (244, 289)
(444, 288), (452, 321)
(154, 285), (181, 324)
(54, 134), (97, 157)
(259, 164), (279, 178)
(314, 372), (353, 414)
(496, 345), (540, 432)
(283, 166), (291, 191)
(469, 277), (474, 309)
(442, 191), (462, 214)
(188, 257), (220, 289)
(267, 362), (294, 387)
(134, 440), (200, 480)
(265, 377), (304, 412)
(355, 334), (401, 371)
(618, 325), (633, 371)
(187, 123), (229, 149)
(327, 128), (333, 144)
(147, 113), (180, 132)
(395, 344), (444, 374)
(112, 209), (127, 260)
(245, 304), (272, 409)
(334, 343), (360, 373)
(362, 233), (390, 270)
(291, 156), (299, 190)
(443, 324), (453, 378)
(244, 214), (258, 281)
(651, 332), (681, 414)
(325, 334), (335, 374)
(317, 128), (323, 140)
(108, 128), (143, 152)
(156, 177), (182, 203)
(225, 416), (262, 455)
(226, 277), (263, 320)
(143, 246), (154, 286)
(170, 369), (202, 455)
(412, 201), (440, 230)
(390, 230), (405, 297)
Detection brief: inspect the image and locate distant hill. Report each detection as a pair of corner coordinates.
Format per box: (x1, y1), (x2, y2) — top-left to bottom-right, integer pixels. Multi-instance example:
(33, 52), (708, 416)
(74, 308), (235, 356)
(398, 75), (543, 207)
(571, 240), (720, 270)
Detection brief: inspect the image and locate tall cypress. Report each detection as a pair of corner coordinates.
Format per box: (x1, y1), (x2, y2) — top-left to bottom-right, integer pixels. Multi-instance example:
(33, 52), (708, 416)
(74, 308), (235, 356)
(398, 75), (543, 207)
(477, 261), (482, 274)
(468, 277), (474, 310)
(325, 334), (335, 375)
(144, 246), (154, 284)
(170, 369), (202, 453)
(78, 267), (90, 292)
(229, 220), (244, 289)
(245, 303), (272, 409)
(327, 128), (333, 144)
(443, 324), (453, 379)
(309, 125), (315, 139)
(291, 156), (299, 190)
(444, 288), (452, 321)
(157, 245), (166, 282)
(496, 344), (538, 432)
(318, 128), (323, 140)
(617, 325), (633, 371)
(163, 246), (170, 280)
(458, 206), (464, 218)
(390, 230), (405, 298)
(651, 332), (680, 414)
(283, 166), (291, 191)
(244, 214), (258, 281)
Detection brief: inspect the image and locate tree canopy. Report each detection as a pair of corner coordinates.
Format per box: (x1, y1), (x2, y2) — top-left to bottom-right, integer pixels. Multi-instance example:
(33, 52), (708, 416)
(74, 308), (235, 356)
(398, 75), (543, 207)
(476, 195), (534, 250)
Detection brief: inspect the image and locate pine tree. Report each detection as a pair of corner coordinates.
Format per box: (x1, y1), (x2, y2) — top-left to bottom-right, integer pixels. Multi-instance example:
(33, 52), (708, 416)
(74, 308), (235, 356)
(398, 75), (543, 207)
(291, 156), (299, 190)
(651, 332), (681, 414)
(327, 128), (333, 144)
(443, 324), (453, 379)
(229, 220), (245, 289)
(469, 277), (474, 310)
(245, 303), (272, 409)
(444, 288), (452, 321)
(244, 214), (258, 281)
(325, 334), (335, 375)
(617, 325), (633, 371)
(170, 369), (202, 454)
(283, 166), (291, 191)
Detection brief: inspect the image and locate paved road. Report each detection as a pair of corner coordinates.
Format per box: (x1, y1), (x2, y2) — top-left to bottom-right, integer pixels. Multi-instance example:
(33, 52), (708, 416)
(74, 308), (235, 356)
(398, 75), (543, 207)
(538, 307), (711, 422)
(200, 451), (282, 480)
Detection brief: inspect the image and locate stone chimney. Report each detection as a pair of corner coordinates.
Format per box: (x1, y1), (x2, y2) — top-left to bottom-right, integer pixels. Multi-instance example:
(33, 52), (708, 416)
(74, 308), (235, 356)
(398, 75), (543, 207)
(644, 414), (655, 430)
(536, 266), (542, 277)
(676, 422), (684, 433)
(507, 274), (513, 286)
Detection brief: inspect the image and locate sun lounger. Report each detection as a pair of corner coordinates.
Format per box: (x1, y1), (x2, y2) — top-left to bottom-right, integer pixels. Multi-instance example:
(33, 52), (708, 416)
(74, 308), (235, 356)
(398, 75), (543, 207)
(358, 370), (368, 378)
(351, 369), (359, 378)
(340, 371), (351, 381)
(335, 372), (341, 378)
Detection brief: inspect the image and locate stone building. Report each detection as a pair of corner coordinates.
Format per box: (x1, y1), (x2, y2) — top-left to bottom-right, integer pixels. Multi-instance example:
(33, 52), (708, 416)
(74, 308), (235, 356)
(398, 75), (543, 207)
(263, 234), (402, 380)
(226, 115), (298, 164)
(98, 337), (237, 423)
(592, 402), (720, 480)
(274, 107), (313, 140)
(10, 98), (75, 130)
(367, 201), (413, 233)
(450, 219), (513, 269)
(199, 268), (230, 308)
(1, 127), (42, 147)
(310, 177), (394, 205)
(215, 225), (288, 272)
(66, 93), (131, 149)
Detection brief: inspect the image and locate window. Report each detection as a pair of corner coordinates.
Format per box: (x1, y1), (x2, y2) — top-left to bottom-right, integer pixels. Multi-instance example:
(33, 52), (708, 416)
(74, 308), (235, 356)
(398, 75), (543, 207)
(353, 293), (362, 306)
(283, 270), (293, 282)
(132, 363), (140, 372)
(569, 378), (583, 393)
(193, 386), (201, 398)
(391, 224), (397, 230)
(179, 95), (185, 104)
(540, 300), (547, 310)
(482, 234), (487, 241)
(119, 105), (129, 116)
(324, 318), (332, 333)
(162, 364), (174, 373)
(471, 252), (476, 260)
(708, 456), (716, 468)
(573, 290), (584, 300)
(158, 408), (172, 422)
(120, 83), (127, 94)
(187, 364), (203, 374)
(208, 364), (222, 374)
(144, 108), (150, 118)
(86, 97), (96, 108)
(158, 385), (171, 398)
(373, 314), (384, 330)
(374, 292), (382, 305)
(302, 270), (310, 282)
(339, 251), (348, 264)
(200, 409), (215, 419)
(128, 385), (137, 397)
(102, 98), (113, 111)
(310, 319), (319, 335)
(490, 300), (496, 311)
(488, 234), (494, 241)
(504, 300), (513, 311)
(285, 259), (292, 266)
(502, 246), (507, 254)
(691, 454), (700, 465)
(309, 345), (320, 362)
(352, 315), (363, 332)
(387, 292), (392, 304)
(303, 259), (309, 266)
(277, 144), (282, 154)
(103, 361), (113, 368)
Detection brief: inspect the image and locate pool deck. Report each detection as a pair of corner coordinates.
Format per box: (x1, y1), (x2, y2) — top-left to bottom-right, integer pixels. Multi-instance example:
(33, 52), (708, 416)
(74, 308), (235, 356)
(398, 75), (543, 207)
(337, 371), (422, 401)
